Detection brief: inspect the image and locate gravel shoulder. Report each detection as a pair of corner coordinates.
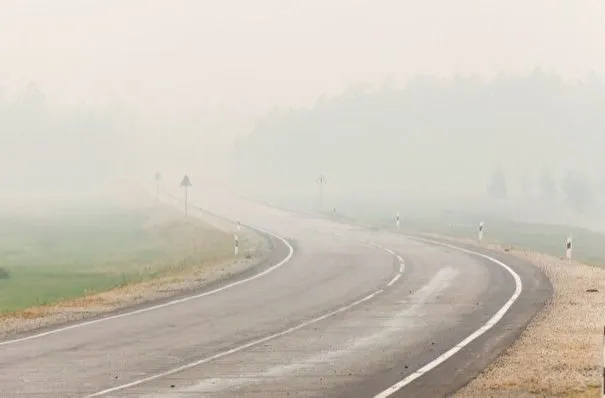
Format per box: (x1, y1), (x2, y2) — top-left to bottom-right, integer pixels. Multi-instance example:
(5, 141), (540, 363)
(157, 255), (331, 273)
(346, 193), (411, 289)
(439, 235), (605, 398)
(0, 205), (270, 340)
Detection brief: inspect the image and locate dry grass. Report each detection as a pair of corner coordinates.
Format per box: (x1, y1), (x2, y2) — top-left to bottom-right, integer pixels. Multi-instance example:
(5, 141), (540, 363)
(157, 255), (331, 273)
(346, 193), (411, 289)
(439, 235), (605, 398)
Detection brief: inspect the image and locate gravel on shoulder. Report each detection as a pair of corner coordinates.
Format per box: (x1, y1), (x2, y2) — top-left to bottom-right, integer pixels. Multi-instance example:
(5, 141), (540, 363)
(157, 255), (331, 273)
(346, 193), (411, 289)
(438, 236), (605, 397)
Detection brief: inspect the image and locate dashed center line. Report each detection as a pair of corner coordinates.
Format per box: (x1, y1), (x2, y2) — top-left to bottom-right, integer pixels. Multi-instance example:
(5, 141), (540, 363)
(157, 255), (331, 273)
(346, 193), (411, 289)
(85, 240), (406, 397)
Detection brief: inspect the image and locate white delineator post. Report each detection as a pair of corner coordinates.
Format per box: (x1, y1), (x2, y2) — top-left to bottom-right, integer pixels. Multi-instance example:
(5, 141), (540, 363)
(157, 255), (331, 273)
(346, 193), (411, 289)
(236, 219), (241, 231)
(565, 236), (572, 263)
(396, 212), (400, 229)
(234, 234), (239, 256)
(478, 221), (484, 242)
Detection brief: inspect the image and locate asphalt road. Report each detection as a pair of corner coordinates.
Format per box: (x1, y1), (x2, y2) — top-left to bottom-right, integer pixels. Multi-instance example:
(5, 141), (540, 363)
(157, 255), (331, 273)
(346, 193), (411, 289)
(0, 187), (551, 397)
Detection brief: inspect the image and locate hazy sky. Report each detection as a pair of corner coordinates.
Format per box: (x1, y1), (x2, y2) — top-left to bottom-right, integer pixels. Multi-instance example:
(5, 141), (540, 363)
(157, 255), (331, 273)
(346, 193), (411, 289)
(1, 0), (604, 115)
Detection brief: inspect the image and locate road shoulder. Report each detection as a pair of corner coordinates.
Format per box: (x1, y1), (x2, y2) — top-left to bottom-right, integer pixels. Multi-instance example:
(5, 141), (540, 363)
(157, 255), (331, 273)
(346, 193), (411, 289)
(442, 236), (602, 397)
(355, 234), (552, 398)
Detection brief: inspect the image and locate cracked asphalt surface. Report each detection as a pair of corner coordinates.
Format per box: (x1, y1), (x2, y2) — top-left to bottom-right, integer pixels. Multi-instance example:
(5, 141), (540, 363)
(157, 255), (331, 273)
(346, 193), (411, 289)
(0, 186), (551, 397)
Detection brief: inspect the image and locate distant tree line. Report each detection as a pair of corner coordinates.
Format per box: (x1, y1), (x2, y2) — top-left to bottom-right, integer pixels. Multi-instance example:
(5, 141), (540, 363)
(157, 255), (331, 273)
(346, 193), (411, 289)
(0, 82), (137, 193)
(235, 69), (605, 216)
(487, 165), (597, 215)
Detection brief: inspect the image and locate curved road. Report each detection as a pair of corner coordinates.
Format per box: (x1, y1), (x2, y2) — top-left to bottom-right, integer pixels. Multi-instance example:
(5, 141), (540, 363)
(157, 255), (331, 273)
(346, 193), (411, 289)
(0, 187), (551, 397)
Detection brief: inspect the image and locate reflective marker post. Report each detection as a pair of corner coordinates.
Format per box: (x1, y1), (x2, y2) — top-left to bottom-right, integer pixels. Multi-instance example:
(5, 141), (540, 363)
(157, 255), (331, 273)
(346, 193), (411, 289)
(478, 221), (484, 242)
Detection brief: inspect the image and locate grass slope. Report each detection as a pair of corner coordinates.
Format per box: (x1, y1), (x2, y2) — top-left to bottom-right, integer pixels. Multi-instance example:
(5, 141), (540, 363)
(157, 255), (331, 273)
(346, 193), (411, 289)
(0, 204), (233, 314)
(399, 214), (605, 267)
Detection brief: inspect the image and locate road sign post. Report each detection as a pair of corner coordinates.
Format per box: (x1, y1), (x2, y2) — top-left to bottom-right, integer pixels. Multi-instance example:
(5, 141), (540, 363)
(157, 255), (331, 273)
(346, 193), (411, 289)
(180, 175), (192, 216)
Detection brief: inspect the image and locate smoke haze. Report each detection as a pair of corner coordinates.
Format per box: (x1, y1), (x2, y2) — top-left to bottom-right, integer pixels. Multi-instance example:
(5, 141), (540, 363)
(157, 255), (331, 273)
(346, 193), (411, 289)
(1, 1), (604, 227)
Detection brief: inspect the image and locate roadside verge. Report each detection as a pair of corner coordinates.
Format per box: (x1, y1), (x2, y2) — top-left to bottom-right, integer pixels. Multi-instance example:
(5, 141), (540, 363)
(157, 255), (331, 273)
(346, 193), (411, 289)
(0, 200), (289, 342)
(447, 235), (605, 397)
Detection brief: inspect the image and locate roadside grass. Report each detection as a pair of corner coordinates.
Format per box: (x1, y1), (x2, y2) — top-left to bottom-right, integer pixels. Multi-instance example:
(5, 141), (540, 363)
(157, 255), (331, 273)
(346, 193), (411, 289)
(563, 385), (602, 397)
(0, 204), (233, 315)
(339, 208), (605, 268)
(248, 192), (605, 267)
(405, 216), (605, 267)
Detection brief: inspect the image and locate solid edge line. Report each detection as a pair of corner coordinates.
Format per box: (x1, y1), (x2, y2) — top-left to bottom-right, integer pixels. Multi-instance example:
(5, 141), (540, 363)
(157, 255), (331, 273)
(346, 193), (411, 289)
(0, 223), (294, 347)
(208, 194), (520, 397)
(373, 235), (523, 398)
(386, 273), (401, 287)
(84, 244), (405, 397)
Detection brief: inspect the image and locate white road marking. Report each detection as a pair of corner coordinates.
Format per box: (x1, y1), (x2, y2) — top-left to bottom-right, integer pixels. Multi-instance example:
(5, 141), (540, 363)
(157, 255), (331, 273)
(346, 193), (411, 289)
(366, 242), (406, 283)
(86, 287), (391, 396)
(387, 273), (401, 287)
(0, 224), (294, 347)
(200, 199), (523, 396)
(85, 244), (406, 397)
(162, 268), (457, 397)
(373, 236), (523, 398)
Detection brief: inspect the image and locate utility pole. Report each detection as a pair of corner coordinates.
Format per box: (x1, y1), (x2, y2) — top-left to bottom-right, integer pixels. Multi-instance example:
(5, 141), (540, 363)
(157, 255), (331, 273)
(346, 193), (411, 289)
(180, 175), (192, 216)
(317, 174), (326, 210)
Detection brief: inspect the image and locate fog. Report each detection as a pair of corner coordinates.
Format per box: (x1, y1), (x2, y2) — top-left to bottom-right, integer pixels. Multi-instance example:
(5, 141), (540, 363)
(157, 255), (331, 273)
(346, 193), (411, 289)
(2, 1), (605, 228)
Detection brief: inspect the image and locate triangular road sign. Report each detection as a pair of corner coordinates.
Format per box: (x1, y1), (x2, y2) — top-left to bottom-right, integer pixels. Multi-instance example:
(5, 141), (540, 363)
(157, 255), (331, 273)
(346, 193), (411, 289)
(180, 175), (192, 187)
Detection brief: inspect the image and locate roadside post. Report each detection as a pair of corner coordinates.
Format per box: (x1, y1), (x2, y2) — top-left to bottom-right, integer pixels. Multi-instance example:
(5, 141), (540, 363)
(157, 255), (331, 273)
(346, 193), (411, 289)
(180, 175), (192, 216)
(478, 221), (484, 242)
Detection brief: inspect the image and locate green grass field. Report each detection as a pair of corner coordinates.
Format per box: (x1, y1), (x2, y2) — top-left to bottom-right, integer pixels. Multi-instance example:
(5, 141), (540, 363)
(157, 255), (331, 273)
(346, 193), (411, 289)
(0, 204), (233, 314)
